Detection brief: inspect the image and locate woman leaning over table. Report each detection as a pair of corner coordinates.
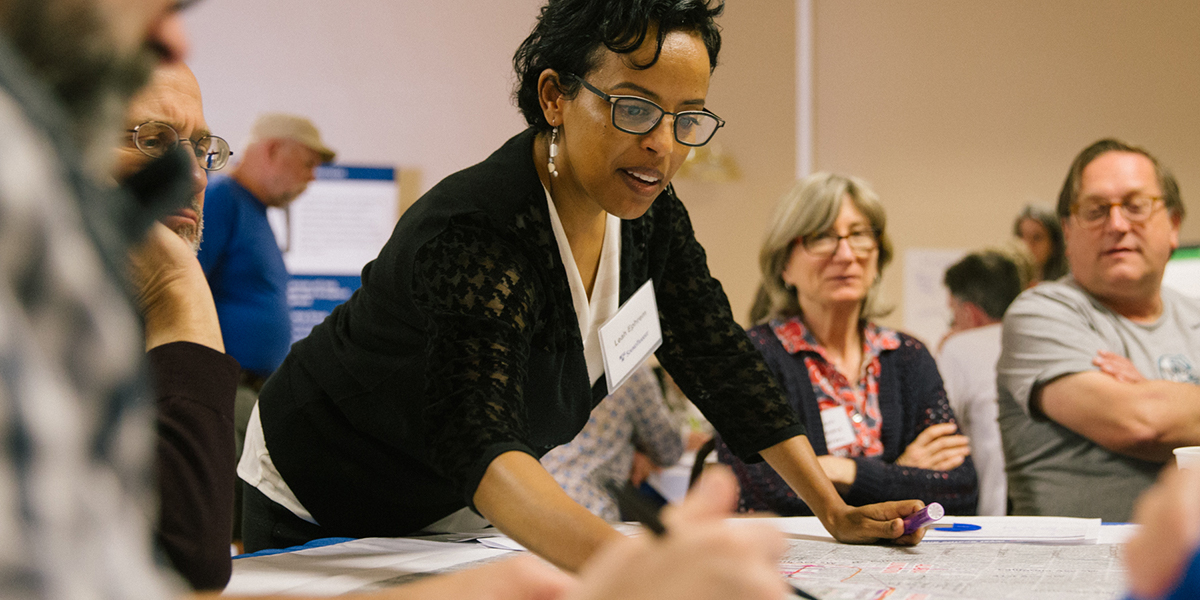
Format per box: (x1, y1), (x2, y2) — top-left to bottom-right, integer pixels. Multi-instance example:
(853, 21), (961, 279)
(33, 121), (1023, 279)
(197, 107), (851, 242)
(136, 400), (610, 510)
(239, 0), (927, 571)
(717, 173), (978, 516)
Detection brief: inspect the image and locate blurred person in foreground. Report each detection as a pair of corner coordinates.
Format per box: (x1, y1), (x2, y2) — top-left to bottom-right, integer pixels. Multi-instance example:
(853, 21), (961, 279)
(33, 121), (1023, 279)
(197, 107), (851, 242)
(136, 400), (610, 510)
(1125, 467), (1200, 600)
(0, 1), (794, 599)
(716, 172), (977, 516)
(998, 138), (1200, 521)
(937, 248), (1028, 516)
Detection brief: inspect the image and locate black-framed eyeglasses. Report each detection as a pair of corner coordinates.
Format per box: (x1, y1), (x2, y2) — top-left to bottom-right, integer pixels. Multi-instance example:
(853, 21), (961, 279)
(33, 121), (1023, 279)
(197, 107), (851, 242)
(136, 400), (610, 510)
(1071, 195), (1164, 229)
(569, 75), (725, 147)
(798, 229), (878, 258)
(129, 121), (232, 171)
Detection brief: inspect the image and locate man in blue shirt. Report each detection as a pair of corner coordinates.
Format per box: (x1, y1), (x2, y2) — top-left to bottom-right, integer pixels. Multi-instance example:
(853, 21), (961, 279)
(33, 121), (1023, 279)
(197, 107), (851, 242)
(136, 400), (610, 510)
(198, 113), (334, 385)
(197, 113), (334, 541)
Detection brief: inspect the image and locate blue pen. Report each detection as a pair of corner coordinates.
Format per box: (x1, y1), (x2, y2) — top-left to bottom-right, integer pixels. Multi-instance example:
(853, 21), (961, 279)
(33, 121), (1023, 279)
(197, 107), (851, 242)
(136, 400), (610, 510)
(902, 502), (944, 535)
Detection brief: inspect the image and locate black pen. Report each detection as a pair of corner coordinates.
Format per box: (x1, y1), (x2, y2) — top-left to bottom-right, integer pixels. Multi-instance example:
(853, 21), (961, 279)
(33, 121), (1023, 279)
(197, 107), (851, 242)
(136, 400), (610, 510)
(606, 480), (821, 600)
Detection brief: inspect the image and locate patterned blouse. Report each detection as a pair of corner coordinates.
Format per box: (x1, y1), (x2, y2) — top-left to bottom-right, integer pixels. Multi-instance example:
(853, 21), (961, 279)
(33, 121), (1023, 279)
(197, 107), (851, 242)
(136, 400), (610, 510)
(772, 317), (898, 458)
(716, 318), (978, 515)
(541, 365), (683, 522)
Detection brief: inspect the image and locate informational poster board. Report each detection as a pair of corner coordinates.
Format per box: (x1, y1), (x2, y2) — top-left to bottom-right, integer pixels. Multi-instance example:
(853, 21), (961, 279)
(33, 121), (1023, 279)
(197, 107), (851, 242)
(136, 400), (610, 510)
(267, 165), (399, 343)
(902, 248), (967, 349)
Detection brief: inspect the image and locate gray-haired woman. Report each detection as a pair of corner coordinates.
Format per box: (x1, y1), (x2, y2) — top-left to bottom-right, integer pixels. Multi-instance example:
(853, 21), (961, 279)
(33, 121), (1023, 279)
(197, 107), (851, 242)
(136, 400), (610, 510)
(720, 172), (979, 516)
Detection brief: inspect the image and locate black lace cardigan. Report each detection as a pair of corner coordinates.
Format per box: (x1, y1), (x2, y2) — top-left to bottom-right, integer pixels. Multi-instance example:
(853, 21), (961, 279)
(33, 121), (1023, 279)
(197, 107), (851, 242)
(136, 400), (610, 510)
(258, 128), (805, 537)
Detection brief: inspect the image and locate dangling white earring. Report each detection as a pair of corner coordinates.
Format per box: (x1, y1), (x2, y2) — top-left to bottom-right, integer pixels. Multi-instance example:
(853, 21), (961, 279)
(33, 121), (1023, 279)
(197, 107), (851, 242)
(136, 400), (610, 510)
(547, 126), (559, 178)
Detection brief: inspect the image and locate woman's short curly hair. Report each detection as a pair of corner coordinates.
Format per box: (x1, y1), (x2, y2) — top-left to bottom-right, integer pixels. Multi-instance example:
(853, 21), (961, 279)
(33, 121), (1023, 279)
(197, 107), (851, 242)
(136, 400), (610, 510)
(513, 0), (724, 132)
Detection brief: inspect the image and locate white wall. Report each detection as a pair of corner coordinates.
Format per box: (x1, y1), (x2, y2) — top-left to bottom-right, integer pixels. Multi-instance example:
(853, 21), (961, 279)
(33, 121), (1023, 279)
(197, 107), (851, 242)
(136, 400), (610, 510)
(183, 0), (543, 193)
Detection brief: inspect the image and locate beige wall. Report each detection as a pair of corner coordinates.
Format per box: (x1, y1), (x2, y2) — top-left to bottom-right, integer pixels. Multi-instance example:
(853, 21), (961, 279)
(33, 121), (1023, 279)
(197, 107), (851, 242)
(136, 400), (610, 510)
(183, 1), (1200, 334)
(672, 1), (798, 326)
(812, 0), (1200, 333)
(183, 0), (541, 188)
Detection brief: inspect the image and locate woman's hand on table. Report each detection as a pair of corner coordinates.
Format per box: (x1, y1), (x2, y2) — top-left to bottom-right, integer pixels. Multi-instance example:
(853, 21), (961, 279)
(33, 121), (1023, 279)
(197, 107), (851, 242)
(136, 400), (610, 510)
(824, 499), (928, 547)
(896, 422), (970, 471)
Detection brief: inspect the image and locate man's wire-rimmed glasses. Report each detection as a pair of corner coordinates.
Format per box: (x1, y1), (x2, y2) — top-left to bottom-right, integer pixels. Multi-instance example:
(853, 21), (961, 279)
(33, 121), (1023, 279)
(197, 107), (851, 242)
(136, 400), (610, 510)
(570, 75), (725, 147)
(1072, 195), (1164, 229)
(798, 229), (878, 258)
(129, 121), (232, 171)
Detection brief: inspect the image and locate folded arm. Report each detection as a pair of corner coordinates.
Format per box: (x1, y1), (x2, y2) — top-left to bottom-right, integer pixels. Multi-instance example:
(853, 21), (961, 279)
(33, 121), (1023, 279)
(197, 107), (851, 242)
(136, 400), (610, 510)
(1038, 371), (1200, 463)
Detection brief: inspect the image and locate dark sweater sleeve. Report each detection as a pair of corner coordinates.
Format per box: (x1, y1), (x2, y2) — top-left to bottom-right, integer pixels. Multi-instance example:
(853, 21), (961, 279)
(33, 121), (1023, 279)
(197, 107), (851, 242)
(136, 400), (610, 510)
(844, 335), (978, 515)
(149, 341), (239, 591)
(651, 194), (804, 461)
(410, 222), (545, 508)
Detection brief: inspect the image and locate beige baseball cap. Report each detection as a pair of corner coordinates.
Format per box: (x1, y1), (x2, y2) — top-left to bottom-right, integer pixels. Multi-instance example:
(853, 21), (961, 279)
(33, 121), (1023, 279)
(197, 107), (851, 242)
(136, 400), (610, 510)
(249, 113), (336, 162)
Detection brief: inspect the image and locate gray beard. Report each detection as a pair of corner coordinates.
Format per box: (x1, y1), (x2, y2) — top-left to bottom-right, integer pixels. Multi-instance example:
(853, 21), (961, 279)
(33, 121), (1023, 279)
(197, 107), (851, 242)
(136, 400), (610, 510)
(3, 0), (158, 176)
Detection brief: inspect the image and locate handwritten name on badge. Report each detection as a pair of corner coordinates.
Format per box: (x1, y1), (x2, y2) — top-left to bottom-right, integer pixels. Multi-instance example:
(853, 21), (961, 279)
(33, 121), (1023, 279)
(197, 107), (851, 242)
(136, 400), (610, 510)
(598, 280), (663, 394)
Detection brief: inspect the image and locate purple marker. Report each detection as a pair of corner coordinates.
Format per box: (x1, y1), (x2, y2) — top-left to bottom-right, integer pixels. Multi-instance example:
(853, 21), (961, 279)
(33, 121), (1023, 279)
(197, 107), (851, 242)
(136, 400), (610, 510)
(902, 502), (944, 535)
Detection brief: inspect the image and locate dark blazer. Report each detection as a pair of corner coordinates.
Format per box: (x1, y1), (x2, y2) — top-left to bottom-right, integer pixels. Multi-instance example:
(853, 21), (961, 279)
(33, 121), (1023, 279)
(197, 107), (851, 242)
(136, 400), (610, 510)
(717, 323), (978, 515)
(258, 129), (805, 538)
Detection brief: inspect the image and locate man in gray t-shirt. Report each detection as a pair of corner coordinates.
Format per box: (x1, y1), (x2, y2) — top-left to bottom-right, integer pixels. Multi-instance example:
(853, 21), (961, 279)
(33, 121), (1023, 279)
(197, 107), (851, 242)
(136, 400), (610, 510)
(998, 138), (1200, 522)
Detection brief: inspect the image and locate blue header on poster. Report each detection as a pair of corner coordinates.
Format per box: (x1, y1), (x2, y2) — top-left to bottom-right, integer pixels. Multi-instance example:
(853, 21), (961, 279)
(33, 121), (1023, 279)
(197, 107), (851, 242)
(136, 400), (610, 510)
(315, 165), (395, 181)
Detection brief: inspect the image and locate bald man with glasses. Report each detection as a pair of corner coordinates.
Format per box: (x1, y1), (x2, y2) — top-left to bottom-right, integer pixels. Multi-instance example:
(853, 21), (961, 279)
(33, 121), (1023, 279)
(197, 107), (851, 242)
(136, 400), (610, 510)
(119, 61), (239, 591)
(997, 138), (1200, 522)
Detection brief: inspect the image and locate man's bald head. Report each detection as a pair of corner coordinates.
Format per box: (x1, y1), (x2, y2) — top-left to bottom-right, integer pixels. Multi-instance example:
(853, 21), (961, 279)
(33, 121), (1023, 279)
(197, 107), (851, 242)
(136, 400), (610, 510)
(117, 62), (211, 252)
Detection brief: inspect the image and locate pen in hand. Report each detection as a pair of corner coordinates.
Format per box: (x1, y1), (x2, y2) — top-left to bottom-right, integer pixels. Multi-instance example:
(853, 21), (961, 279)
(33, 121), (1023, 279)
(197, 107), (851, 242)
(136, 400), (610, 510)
(606, 479), (821, 600)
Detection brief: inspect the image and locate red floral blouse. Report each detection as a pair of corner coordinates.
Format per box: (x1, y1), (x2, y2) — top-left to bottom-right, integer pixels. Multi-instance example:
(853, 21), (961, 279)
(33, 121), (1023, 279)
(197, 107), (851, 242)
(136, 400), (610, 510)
(771, 316), (900, 458)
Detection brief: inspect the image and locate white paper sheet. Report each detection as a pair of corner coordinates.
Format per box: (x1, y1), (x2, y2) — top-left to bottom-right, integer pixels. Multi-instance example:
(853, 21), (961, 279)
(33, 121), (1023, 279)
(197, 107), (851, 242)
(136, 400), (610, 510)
(738, 515), (1110, 545)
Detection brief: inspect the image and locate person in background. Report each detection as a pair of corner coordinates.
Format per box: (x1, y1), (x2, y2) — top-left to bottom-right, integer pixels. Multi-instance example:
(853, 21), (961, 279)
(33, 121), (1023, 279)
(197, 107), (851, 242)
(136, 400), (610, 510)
(196, 111), (334, 543)
(1124, 467), (1200, 600)
(196, 111), (333, 407)
(241, 0), (926, 569)
(718, 172), (978, 516)
(541, 364), (684, 521)
(937, 248), (1027, 516)
(1013, 204), (1068, 285)
(998, 138), (1200, 522)
(117, 61), (240, 590)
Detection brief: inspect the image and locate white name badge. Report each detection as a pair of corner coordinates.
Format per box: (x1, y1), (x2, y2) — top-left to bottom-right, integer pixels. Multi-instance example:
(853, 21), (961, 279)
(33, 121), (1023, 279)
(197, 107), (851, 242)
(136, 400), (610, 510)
(598, 279), (663, 395)
(820, 406), (857, 453)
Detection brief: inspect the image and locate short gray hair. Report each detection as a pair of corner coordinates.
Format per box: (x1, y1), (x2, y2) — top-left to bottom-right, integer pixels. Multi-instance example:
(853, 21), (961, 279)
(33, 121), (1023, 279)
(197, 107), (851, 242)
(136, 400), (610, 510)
(751, 172), (893, 324)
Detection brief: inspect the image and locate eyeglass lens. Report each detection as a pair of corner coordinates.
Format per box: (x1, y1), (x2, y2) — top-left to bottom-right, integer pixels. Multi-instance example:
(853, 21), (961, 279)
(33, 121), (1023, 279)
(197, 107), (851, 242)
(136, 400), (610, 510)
(611, 97), (721, 147)
(803, 231), (877, 256)
(1076, 196), (1159, 226)
(133, 121), (231, 171)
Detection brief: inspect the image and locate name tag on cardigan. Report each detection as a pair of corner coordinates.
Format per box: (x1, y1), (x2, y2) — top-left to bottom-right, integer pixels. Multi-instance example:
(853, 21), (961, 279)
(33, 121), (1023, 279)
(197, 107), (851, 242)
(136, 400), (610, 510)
(820, 406), (856, 453)
(598, 279), (663, 395)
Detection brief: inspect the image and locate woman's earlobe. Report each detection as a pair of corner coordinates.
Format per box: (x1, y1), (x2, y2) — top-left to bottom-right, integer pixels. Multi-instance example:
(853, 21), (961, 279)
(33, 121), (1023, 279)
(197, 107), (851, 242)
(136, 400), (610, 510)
(538, 69), (566, 124)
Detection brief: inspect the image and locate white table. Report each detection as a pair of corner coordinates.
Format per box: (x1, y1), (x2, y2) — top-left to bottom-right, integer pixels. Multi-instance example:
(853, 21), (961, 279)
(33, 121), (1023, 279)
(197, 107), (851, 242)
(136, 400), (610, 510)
(225, 517), (1137, 599)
